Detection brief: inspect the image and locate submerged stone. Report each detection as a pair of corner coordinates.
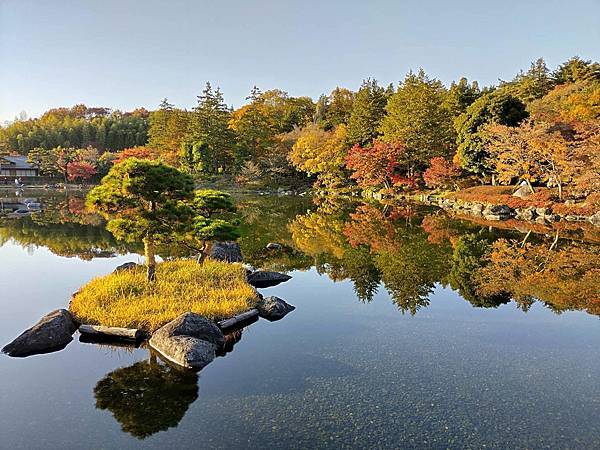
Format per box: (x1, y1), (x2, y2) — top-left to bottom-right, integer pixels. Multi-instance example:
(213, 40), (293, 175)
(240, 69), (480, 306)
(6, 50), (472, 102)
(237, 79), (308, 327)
(2, 309), (77, 357)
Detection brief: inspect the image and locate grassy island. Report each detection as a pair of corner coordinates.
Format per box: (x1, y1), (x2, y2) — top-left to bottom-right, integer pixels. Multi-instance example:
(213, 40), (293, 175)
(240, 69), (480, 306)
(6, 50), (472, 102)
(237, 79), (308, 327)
(70, 259), (257, 331)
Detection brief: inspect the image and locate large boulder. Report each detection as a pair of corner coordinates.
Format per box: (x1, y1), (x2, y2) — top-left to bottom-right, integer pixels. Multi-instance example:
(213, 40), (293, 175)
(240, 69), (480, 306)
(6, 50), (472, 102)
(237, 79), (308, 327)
(2, 309), (77, 357)
(149, 313), (224, 370)
(247, 270), (292, 288)
(256, 296), (296, 321)
(209, 242), (243, 263)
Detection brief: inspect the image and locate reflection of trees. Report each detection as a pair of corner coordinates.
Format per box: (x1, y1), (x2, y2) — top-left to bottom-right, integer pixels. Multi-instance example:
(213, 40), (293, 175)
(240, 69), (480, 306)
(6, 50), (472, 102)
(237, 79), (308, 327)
(94, 358), (198, 439)
(0, 217), (130, 259)
(290, 200), (600, 317)
(477, 238), (600, 315)
(447, 233), (511, 308)
(235, 194), (313, 271)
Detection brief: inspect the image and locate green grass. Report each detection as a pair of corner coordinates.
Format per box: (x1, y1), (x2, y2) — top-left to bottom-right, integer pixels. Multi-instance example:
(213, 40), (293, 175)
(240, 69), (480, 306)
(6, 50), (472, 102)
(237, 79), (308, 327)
(70, 259), (258, 331)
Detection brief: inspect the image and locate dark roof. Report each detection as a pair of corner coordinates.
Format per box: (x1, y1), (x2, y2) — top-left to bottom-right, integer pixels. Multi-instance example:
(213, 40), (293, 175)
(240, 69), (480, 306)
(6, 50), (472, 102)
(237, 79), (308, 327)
(0, 156), (37, 170)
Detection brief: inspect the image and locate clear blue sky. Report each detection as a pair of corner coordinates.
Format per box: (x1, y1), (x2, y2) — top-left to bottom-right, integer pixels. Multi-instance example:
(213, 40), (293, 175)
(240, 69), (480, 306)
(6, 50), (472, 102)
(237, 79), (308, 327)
(1, 0), (598, 121)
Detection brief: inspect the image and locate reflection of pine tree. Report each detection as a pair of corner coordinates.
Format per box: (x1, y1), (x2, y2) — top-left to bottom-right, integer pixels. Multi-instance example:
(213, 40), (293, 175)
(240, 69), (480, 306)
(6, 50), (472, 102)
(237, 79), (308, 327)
(94, 358), (198, 439)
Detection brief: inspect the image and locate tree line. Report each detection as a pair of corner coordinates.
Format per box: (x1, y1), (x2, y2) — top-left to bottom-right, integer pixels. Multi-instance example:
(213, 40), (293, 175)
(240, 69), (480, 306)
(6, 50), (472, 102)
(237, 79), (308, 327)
(1, 56), (598, 198)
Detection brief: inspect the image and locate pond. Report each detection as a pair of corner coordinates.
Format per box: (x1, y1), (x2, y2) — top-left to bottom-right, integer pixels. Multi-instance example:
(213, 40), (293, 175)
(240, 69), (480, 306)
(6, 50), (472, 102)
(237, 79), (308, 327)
(1, 189), (600, 449)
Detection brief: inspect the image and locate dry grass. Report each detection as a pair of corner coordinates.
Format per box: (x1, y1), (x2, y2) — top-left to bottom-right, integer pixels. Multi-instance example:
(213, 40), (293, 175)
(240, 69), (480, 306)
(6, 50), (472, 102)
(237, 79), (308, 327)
(70, 259), (258, 332)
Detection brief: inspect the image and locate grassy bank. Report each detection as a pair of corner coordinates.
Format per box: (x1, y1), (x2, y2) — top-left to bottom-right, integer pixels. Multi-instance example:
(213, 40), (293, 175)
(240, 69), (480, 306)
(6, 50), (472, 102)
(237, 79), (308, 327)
(70, 259), (258, 331)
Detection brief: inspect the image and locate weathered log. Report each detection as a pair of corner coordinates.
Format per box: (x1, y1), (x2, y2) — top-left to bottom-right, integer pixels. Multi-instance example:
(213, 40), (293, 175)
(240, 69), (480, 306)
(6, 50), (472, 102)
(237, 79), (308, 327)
(78, 324), (145, 341)
(217, 309), (259, 331)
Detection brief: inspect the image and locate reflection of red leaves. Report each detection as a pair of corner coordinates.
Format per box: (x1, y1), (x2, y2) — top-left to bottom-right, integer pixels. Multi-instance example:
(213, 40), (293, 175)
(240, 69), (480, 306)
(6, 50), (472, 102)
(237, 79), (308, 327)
(343, 205), (397, 251)
(421, 214), (456, 244)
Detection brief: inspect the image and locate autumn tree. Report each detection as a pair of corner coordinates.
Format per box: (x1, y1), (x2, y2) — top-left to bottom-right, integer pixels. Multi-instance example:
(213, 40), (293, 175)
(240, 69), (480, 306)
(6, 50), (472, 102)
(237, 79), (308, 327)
(315, 87), (355, 130)
(345, 79), (387, 146)
(345, 140), (413, 189)
(288, 124), (348, 187)
(380, 69), (456, 174)
(113, 146), (159, 165)
(455, 91), (528, 180)
(423, 157), (462, 190)
(67, 161), (96, 182)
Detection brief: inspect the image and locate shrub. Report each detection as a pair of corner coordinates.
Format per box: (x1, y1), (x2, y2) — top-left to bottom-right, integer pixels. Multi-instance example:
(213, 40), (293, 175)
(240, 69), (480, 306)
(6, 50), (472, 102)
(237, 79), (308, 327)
(70, 259), (257, 331)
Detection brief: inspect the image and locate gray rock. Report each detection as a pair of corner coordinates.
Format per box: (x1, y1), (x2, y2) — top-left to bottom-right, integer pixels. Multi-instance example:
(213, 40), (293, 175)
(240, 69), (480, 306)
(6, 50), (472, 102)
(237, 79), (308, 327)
(2, 309), (77, 357)
(151, 335), (216, 370)
(114, 262), (138, 273)
(208, 241), (243, 263)
(518, 207), (536, 220)
(256, 296), (296, 321)
(512, 181), (532, 199)
(149, 312), (224, 370)
(247, 270), (292, 288)
(487, 205), (513, 216)
(266, 242), (282, 250)
(590, 212), (600, 226)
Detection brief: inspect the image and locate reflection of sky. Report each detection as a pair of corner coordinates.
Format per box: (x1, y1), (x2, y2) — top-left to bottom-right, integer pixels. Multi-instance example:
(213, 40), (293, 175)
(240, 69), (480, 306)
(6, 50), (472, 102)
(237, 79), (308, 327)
(2, 218), (600, 448)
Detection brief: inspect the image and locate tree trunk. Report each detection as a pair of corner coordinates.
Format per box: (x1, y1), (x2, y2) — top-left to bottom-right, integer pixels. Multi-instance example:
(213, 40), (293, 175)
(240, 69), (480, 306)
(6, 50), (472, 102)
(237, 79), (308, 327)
(557, 181), (563, 201)
(144, 237), (156, 281)
(197, 240), (207, 264)
(491, 173), (497, 186)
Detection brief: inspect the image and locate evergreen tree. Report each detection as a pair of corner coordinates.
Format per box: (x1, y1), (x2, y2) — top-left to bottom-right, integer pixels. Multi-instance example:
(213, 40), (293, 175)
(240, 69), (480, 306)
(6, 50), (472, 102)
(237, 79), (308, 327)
(345, 79), (387, 146)
(445, 77), (481, 117)
(553, 56), (600, 84)
(189, 82), (236, 173)
(379, 69), (456, 174)
(504, 58), (555, 103)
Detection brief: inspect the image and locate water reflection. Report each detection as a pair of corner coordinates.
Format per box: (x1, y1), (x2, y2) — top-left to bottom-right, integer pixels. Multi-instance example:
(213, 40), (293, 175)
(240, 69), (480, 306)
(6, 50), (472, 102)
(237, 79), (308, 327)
(1, 190), (599, 317)
(94, 355), (198, 439)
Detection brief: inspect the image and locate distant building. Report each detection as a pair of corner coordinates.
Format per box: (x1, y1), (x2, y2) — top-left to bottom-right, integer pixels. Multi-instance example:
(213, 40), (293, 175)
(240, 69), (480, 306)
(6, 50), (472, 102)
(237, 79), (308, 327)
(0, 156), (39, 177)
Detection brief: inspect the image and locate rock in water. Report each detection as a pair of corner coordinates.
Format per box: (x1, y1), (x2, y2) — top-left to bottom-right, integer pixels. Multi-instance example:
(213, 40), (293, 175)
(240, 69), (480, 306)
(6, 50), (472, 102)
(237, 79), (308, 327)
(2, 309), (77, 357)
(256, 296), (296, 321)
(209, 242), (243, 263)
(266, 242), (282, 250)
(247, 270), (292, 288)
(149, 313), (224, 370)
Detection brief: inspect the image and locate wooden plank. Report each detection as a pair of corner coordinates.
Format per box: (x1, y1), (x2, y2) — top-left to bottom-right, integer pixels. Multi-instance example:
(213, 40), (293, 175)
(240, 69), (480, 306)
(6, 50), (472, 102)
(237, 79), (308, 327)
(79, 324), (145, 341)
(217, 309), (259, 331)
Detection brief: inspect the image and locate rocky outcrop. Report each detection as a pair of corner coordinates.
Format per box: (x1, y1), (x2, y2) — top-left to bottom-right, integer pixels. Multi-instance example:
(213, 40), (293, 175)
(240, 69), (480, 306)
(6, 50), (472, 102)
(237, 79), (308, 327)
(256, 296), (296, 321)
(247, 270), (292, 288)
(2, 309), (78, 357)
(209, 242), (243, 263)
(149, 313), (224, 370)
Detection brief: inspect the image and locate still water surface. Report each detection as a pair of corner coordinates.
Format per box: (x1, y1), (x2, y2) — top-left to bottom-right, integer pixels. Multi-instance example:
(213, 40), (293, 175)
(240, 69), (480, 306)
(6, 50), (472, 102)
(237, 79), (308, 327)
(1, 190), (599, 449)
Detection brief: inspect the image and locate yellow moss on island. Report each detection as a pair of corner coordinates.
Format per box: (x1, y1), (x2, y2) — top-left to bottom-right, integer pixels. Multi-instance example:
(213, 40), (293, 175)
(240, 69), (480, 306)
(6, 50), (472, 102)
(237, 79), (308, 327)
(70, 259), (257, 332)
